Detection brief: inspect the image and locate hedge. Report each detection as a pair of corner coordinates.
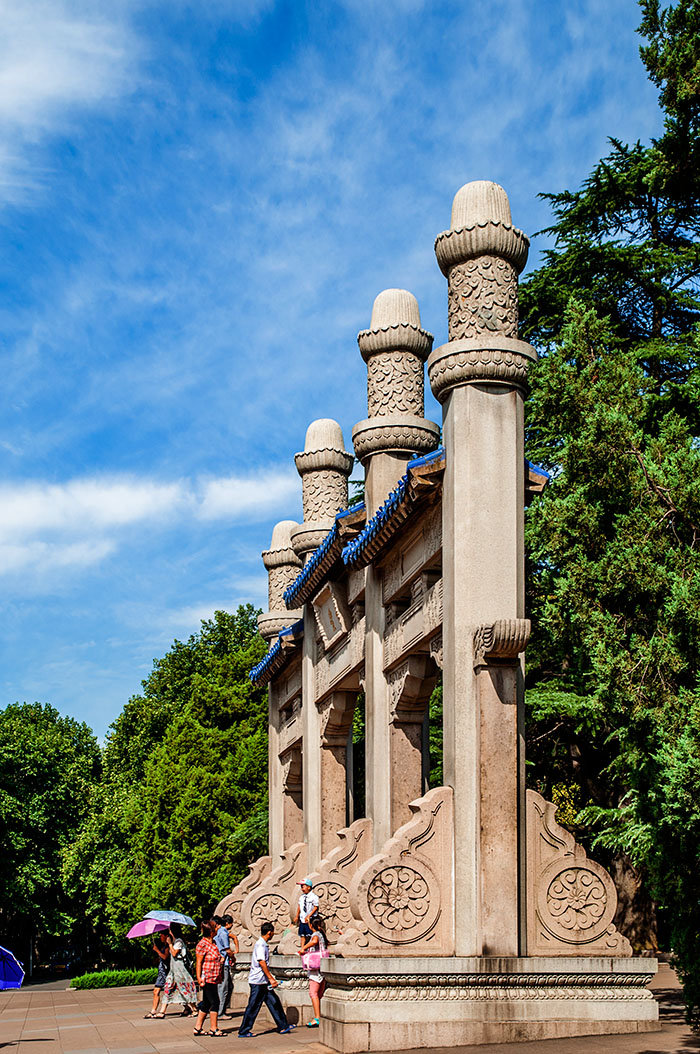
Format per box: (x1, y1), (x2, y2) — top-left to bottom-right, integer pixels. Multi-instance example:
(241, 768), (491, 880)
(70, 968), (156, 989)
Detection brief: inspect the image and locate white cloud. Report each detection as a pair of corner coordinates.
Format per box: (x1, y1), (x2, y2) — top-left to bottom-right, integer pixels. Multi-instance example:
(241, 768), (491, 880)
(0, 0), (134, 201)
(198, 472), (299, 521)
(0, 469), (299, 574)
(0, 537), (115, 575)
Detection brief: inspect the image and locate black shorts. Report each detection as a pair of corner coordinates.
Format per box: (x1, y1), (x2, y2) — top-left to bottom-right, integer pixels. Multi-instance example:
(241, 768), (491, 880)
(197, 982), (219, 1013)
(298, 921), (312, 938)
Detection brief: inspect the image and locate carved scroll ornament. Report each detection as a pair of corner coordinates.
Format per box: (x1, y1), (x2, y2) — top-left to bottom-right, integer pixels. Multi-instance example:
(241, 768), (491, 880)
(335, 786), (454, 956)
(473, 618), (531, 666)
(526, 790), (632, 956)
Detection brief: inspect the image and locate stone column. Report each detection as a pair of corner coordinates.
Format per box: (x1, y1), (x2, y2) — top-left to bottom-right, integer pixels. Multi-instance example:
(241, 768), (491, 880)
(352, 289), (440, 850)
(291, 420), (354, 869)
(428, 181), (536, 956)
(257, 521), (303, 863)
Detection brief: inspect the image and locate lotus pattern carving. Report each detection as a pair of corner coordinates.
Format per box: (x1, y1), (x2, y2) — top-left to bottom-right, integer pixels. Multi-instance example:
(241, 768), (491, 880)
(546, 868), (607, 931)
(367, 865), (430, 931)
(315, 880), (354, 929)
(367, 351), (423, 417)
(448, 255), (518, 340)
(249, 892), (290, 932)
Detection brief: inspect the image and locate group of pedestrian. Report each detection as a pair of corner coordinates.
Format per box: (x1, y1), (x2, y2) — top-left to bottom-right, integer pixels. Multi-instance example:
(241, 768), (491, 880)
(145, 878), (329, 1039)
(147, 914), (238, 1034)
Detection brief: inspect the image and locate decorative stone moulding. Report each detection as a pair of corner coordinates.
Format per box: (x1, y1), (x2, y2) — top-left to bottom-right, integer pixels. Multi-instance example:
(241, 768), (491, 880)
(313, 580), (352, 651)
(335, 786), (455, 957)
(428, 336), (538, 401)
(353, 289), (440, 464)
(240, 840), (308, 949)
(428, 181), (538, 402)
(526, 790), (632, 956)
(352, 415), (440, 462)
(291, 419), (354, 560)
(434, 180), (530, 278)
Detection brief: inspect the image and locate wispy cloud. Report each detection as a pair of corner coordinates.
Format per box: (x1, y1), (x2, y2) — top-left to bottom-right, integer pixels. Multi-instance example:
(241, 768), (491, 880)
(0, 469), (298, 574)
(0, 0), (135, 202)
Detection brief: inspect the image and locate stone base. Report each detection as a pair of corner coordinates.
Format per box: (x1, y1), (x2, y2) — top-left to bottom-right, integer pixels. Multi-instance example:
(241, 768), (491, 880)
(319, 956), (659, 1052)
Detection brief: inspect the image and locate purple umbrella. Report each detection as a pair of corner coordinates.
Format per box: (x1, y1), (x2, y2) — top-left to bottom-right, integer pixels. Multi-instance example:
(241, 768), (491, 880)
(126, 919), (171, 939)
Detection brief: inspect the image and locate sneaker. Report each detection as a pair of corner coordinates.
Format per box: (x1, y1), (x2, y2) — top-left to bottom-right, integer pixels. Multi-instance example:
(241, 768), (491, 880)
(237, 1032), (254, 1038)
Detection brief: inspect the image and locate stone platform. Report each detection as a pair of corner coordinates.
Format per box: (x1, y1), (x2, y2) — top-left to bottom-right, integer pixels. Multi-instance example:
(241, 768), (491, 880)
(264, 955), (660, 1053)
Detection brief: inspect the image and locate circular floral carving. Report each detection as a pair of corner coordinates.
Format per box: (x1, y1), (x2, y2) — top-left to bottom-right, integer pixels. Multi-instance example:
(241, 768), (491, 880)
(315, 881), (354, 929)
(367, 866), (430, 931)
(546, 868), (607, 931)
(249, 893), (290, 932)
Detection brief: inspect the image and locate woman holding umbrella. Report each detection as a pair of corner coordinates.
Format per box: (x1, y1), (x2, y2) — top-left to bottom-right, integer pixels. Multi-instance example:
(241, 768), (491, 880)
(156, 924), (197, 1017)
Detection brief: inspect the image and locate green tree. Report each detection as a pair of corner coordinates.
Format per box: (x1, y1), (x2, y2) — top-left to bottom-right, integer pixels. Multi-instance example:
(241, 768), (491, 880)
(520, 0), (700, 1020)
(0, 703), (100, 968)
(65, 606), (268, 957)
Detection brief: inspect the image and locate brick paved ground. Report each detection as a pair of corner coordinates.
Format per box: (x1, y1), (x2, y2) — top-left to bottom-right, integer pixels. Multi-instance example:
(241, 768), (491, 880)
(1, 963), (697, 1054)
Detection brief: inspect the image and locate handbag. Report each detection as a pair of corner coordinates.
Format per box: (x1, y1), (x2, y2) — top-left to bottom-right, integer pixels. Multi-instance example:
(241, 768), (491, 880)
(302, 945), (329, 971)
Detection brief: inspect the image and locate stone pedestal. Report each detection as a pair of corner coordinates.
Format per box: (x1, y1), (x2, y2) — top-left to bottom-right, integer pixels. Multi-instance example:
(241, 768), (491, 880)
(320, 956), (659, 1052)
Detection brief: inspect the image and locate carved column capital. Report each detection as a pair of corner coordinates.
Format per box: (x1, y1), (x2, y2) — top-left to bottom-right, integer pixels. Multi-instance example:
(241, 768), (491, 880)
(258, 520), (303, 641)
(473, 618), (531, 667)
(291, 419), (353, 559)
(429, 181), (537, 402)
(353, 289), (439, 464)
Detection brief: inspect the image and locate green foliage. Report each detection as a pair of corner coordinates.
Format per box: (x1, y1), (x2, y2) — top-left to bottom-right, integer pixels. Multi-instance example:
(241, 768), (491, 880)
(71, 968), (156, 989)
(521, 1), (700, 1024)
(64, 606), (268, 958)
(0, 703), (100, 953)
(428, 684), (443, 788)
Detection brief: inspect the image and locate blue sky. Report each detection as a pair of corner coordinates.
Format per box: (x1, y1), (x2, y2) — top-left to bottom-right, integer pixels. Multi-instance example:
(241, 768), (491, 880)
(0, 0), (661, 738)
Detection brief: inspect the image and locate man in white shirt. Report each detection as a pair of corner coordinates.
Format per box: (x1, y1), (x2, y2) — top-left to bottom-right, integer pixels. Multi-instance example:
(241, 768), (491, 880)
(293, 878), (319, 950)
(238, 922), (293, 1037)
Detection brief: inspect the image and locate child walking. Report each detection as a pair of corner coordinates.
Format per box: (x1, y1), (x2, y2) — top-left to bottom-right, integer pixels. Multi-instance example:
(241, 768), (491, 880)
(300, 914), (328, 1029)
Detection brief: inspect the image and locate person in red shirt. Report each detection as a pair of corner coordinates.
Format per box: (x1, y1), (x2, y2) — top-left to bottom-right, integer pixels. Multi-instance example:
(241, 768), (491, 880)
(193, 921), (224, 1036)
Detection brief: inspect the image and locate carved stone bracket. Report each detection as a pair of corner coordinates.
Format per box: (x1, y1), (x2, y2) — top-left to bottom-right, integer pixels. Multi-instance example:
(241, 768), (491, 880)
(280, 745), (303, 796)
(429, 631), (443, 670)
(215, 855), (272, 953)
(473, 618), (531, 667)
(388, 655), (438, 725)
(319, 691), (357, 747)
(240, 841), (308, 950)
(335, 786), (454, 957)
(277, 817), (374, 955)
(526, 790), (632, 956)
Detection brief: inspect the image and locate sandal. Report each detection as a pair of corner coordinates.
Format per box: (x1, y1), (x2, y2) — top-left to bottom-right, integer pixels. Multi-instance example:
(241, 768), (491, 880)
(205, 1030), (225, 1037)
(144, 1012), (158, 1019)
(193, 1028), (205, 1036)
(306, 1019), (319, 1028)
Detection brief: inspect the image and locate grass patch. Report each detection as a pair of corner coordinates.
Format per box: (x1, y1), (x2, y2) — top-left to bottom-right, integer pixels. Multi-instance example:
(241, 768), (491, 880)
(70, 968), (156, 989)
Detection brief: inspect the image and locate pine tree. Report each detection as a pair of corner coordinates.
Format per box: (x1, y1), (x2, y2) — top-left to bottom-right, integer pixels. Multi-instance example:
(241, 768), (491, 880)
(521, 0), (700, 1026)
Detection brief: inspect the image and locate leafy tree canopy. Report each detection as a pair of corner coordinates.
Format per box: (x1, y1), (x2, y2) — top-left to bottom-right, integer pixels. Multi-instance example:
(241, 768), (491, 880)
(0, 703), (100, 948)
(64, 605), (268, 955)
